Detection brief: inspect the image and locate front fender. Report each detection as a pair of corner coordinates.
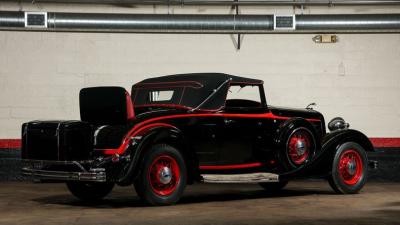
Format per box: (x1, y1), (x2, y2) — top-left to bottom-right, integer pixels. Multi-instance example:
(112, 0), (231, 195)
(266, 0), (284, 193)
(280, 129), (374, 180)
(322, 129), (374, 153)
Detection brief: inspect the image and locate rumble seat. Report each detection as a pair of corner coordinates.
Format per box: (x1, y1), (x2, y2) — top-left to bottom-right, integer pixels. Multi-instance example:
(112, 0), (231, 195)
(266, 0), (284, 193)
(80, 86), (135, 125)
(79, 86), (135, 148)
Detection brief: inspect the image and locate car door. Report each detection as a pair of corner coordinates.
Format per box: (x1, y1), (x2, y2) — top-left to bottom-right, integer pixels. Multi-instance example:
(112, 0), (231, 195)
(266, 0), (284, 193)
(218, 116), (262, 165)
(184, 116), (226, 166)
(217, 84), (271, 166)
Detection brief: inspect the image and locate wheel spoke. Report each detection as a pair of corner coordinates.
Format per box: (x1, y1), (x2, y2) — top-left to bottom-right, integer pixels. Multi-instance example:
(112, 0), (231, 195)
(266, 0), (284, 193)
(338, 149), (363, 185)
(147, 154), (181, 196)
(287, 129), (312, 165)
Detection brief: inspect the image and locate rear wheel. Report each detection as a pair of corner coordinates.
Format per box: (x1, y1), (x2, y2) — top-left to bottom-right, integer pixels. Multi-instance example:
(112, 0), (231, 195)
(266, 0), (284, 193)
(328, 142), (368, 194)
(259, 181), (288, 192)
(66, 182), (114, 202)
(134, 144), (187, 206)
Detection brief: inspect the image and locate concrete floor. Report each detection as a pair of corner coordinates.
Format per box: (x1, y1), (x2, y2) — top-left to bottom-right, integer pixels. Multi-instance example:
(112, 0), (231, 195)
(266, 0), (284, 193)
(0, 181), (399, 225)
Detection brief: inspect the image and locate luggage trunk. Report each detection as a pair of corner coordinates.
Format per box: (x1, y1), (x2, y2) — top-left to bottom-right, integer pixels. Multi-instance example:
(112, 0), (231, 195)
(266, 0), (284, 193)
(21, 120), (93, 161)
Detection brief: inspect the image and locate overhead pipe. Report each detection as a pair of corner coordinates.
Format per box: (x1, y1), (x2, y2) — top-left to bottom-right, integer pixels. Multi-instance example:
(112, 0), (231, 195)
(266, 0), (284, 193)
(1, 11), (400, 33)
(0, 12), (274, 33)
(297, 14), (400, 30)
(0, 11), (24, 28)
(48, 13), (275, 32)
(3, 0), (400, 5)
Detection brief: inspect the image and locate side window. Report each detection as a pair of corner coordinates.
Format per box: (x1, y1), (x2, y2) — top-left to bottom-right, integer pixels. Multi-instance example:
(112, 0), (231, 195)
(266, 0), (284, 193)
(148, 90), (174, 102)
(225, 85), (262, 108)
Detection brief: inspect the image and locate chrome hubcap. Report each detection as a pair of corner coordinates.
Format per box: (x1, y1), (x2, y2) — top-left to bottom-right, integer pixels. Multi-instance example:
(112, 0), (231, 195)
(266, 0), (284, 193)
(159, 167), (172, 184)
(347, 160), (357, 176)
(295, 140), (306, 156)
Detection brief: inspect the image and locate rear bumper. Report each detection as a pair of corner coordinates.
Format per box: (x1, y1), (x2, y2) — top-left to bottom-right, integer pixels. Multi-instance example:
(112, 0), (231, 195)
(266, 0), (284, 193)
(21, 160), (106, 182)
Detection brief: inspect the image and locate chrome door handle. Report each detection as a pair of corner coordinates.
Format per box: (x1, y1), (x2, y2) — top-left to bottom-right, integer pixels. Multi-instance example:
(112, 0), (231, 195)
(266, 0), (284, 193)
(224, 118), (235, 125)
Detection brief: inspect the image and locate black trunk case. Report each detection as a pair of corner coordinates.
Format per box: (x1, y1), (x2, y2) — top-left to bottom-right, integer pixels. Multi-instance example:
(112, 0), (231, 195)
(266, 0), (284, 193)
(21, 121), (93, 161)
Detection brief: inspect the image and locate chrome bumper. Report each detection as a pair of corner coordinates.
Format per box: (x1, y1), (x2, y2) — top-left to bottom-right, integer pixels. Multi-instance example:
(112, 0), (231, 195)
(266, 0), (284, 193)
(21, 160), (106, 182)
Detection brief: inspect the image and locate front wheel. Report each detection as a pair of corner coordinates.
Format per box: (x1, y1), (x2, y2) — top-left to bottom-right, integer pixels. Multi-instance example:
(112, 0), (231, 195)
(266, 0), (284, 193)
(66, 182), (114, 202)
(328, 142), (368, 194)
(134, 144), (187, 206)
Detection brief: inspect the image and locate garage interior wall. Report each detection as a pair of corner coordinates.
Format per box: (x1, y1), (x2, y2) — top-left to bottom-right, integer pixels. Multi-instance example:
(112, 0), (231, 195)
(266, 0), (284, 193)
(0, 2), (399, 139)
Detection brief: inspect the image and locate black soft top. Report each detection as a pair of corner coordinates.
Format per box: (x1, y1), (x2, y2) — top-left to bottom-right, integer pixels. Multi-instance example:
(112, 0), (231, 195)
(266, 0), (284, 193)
(131, 73), (263, 111)
(136, 73), (263, 86)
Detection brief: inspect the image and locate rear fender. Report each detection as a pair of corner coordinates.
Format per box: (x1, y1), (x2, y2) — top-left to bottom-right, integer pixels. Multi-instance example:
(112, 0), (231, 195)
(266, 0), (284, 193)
(117, 126), (199, 185)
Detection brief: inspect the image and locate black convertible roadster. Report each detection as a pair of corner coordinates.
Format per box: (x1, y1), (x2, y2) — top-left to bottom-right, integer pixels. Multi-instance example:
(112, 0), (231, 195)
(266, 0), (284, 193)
(21, 73), (376, 206)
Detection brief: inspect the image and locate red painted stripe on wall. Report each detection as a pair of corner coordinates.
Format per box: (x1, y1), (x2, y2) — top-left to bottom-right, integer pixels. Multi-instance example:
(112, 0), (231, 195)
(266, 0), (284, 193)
(0, 138), (399, 149)
(369, 138), (400, 148)
(0, 139), (21, 149)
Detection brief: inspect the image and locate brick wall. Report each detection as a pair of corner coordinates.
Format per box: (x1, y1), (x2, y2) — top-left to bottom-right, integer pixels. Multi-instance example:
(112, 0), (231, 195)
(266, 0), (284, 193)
(0, 2), (399, 138)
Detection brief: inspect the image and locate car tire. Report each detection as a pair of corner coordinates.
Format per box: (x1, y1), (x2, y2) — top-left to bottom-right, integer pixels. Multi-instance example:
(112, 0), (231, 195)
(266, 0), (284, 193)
(134, 144), (187, 206)
(259, 181), (288, 192)
(66, 182), (114, 202)
(328, 142), (368, 194)
(280, 126), (317, 170)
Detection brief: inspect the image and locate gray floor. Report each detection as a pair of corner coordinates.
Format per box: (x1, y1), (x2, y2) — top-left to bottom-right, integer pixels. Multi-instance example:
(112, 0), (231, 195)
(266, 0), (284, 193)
(0, 181), (399, 225)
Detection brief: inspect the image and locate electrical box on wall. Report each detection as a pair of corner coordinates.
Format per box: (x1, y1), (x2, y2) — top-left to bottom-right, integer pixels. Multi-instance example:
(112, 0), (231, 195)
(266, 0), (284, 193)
(313, 34), (338, 43)
(274, 15), (296, 30)
(24, 12), (47, 28)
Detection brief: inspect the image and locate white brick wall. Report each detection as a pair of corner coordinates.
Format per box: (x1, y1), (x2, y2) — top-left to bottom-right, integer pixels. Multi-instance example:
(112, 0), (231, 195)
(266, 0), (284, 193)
(0, 3), (399, 138)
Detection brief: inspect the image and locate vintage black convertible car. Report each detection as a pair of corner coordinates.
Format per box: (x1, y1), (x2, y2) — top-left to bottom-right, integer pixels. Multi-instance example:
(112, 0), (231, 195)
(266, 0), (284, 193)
(21, 73), (377, 206)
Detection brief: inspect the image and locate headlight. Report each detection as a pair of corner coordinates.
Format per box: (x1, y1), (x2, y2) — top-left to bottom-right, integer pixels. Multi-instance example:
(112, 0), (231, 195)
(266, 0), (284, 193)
(328, 117), (349, 131)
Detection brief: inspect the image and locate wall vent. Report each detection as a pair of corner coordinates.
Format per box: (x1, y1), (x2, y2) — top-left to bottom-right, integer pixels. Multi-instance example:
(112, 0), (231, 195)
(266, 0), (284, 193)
(24, 12), (47, 28)
(274, 15), (295, 30)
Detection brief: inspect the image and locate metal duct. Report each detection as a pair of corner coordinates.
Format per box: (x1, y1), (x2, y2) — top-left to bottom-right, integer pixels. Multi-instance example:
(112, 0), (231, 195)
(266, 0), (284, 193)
(0, 11), (24, 28)
(47, 13), (274, 33)
(4, 0), (400, 5)
(1, 11), (400, 33)
(297, 14), (400, 30)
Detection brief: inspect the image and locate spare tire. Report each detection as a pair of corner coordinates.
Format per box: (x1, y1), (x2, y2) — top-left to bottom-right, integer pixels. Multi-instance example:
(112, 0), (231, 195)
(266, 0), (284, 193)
(277, 119), (319, 170)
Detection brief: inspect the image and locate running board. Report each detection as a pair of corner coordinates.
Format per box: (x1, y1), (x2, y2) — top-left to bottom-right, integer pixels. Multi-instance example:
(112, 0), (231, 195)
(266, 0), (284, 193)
(202, 173), (279, 183)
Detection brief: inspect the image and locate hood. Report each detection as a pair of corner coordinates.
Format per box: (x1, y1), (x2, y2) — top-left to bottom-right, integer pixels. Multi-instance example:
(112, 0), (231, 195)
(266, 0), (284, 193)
(268, 105), (324, 121)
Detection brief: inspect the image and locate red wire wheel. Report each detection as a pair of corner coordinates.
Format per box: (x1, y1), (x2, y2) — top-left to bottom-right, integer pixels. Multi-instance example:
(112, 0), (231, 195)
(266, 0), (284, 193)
(328, 142), (368, 194)
(338, 149), (363, 185)
(287, 128), (313, 166)
(147, 154), (181, 196)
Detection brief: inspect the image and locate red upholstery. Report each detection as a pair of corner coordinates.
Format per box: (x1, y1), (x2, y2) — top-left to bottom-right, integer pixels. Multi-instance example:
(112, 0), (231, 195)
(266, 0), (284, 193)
(125, 91), (135, 121)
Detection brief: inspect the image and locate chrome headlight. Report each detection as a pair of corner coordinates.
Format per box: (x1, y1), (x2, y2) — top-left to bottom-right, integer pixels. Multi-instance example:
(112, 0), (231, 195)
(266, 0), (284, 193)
(328, 117), (349, 131)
